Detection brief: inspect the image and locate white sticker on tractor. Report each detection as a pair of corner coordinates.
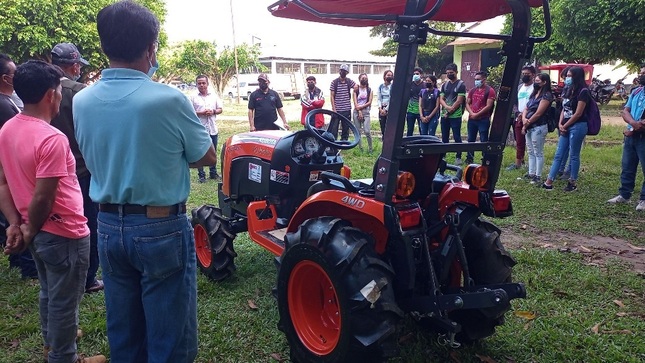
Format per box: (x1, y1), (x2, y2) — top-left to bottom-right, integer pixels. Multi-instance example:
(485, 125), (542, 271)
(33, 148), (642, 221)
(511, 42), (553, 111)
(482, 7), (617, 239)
(248, 163), (262, 183)
(360, 280), (381, 305)
(270, 169), (289, 184)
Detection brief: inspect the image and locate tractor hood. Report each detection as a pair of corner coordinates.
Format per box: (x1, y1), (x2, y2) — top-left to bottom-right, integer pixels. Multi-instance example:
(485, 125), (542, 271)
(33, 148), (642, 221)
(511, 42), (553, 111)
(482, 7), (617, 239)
(269, 0), (543, 26)
(229, 130), (292, 148)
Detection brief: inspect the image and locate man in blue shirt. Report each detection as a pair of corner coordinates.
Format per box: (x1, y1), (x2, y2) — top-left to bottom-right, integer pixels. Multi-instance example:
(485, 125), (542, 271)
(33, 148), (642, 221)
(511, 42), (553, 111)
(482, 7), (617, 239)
(607, 65), (645, 212)
(73, 2), (216, 362)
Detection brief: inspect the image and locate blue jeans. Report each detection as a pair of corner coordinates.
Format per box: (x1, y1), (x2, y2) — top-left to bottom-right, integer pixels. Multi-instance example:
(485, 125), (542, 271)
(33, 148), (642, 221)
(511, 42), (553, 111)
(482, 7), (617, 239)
(78, 174), (99, 289)
(198, 134), (219, 178)
(98, 211), (198, 363)
(466, 117), (490, 161)
(618, 133), (645, 200)
(31, 232), (89, 363)
(525, 124), (548, 177)
(441, 117), (463, 159)
(421, 111), (439, 136)
(548, 122), (588, 181)
(406, 112), (422, 136)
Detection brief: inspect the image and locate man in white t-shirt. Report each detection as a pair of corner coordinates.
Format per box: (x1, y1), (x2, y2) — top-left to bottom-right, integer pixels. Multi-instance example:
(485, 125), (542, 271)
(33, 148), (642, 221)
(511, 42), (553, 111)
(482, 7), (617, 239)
(191, 75), (223, 183)
(507, 65), (536, 170)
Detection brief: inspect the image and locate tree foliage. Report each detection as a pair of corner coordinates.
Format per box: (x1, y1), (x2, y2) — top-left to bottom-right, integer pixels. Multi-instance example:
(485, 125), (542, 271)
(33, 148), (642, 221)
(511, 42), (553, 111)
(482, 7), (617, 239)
(502, 0), (645, 68)
(0, 0), (167, 79)
(161, 40), (263, 95)
(369, 21), (458, 75)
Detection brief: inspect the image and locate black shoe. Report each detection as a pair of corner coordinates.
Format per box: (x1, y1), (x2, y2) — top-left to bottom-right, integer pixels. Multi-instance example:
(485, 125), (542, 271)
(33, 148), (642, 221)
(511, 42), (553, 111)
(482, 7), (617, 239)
(209, 173), (220, 180)
(541, 182), (553, 190)
(564, 181), (577, 192)
(198, 177), (206, 183)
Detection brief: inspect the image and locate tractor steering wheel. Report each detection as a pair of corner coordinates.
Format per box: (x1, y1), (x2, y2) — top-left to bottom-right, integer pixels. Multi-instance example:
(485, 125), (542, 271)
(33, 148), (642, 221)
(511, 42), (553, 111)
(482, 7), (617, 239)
(304, 109), (360, 150)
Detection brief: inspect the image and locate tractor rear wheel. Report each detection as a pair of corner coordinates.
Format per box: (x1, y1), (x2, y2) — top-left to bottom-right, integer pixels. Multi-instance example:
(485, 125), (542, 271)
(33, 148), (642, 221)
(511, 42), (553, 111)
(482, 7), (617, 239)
(191, 205), (237, 281)
(449, 218), (516, 342)
(277, 217), (402, 363)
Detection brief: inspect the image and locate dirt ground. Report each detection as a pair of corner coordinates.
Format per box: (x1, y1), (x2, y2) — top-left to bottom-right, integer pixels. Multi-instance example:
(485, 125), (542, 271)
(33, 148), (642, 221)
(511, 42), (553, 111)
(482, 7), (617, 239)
(502, 228), (645, 276)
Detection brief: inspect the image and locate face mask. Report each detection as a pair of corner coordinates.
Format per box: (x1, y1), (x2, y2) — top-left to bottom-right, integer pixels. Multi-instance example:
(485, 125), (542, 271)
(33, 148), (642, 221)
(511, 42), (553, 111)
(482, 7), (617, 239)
(385, 76), (393, 82)
(447, 74), (456, 81)
(474, 80), (482, 88)
(307, 83), (315, 90)
(147, 57), (158, 78)
(426, 82), (433, 89)
(533, 83), (541, 90)
(639, 75), (645, 86)
(259, 83), (269, 91)
(564, 77), (572, 86)
(412, 74), (421, 82)
(360, 80), (368, 86)
(521, 75), (531, 84)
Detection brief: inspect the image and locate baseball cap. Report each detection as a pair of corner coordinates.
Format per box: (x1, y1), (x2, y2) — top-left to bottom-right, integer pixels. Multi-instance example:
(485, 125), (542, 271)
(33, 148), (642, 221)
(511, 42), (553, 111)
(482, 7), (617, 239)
(339, 64), (350, 72)
(51, 43), (89, 65)
(258, 73), (269, 82)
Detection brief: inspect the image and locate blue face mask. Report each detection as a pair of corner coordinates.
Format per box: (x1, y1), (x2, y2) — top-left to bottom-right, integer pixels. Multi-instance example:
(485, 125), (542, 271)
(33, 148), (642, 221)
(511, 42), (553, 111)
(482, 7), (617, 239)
(564, 77), (572, 86)
(147, 55), (159, 78)
(474, 80), (482, 88)
(412, 74), (421, 82)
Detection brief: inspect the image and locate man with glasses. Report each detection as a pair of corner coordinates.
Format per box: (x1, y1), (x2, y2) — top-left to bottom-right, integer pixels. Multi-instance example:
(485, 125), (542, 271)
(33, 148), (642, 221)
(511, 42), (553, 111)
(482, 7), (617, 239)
(73, 2), (216, 361)
(248, 73), (289, 131)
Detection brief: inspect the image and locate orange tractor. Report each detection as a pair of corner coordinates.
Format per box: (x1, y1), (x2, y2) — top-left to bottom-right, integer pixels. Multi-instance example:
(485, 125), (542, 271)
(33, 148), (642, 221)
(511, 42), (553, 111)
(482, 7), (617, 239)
(192, 0), (551, 361)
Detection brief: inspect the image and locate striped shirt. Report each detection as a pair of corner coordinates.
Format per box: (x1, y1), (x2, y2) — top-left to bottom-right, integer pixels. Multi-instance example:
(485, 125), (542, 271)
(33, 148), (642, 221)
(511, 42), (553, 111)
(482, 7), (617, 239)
(330, 77), (356, 112)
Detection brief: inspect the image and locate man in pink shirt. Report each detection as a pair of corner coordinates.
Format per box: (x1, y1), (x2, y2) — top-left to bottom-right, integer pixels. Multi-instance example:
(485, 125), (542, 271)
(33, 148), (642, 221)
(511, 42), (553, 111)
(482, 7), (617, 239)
(0, 60), (105, 363)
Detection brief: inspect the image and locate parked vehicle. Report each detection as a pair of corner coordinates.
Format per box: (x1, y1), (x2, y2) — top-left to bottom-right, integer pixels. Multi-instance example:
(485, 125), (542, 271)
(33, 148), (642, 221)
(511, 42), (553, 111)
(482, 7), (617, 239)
(192, 0), (551, 361)
(590, 76), (614, 105)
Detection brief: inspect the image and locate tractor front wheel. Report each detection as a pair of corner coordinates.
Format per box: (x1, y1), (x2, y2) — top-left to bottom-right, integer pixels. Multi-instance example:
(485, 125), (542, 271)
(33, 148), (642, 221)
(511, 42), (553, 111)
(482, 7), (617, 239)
(277, 217), (402, 363)
(449, 218), (516, 342)
(191, 205), (237, 281)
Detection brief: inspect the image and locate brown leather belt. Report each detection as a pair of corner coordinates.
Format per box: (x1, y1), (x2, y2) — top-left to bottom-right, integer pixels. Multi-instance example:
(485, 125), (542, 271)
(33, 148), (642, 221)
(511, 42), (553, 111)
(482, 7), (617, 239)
(99, 203), (186, 218)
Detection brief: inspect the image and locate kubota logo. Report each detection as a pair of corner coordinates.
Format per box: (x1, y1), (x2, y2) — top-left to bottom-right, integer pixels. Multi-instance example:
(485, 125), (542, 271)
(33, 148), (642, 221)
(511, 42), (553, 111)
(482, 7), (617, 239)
(341, 196), (365, 209)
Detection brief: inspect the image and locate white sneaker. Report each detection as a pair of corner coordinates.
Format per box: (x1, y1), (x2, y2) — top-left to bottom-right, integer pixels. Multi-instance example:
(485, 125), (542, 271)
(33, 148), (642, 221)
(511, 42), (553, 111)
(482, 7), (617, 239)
(607, 195), (629, 204)
(637, 200), (645, 211)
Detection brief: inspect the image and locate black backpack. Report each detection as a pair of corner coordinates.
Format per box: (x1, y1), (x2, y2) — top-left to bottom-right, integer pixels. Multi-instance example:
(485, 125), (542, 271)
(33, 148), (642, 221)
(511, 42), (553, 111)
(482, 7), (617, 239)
(546, 103), (558, 132)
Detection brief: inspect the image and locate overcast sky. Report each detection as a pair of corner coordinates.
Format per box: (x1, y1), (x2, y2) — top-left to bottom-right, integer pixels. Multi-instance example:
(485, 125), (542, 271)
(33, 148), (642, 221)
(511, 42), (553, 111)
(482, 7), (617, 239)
(163, 0), (390, 60)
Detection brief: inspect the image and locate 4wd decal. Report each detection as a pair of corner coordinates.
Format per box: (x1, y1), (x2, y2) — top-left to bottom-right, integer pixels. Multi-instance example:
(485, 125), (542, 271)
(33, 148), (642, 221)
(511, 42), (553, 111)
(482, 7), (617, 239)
(270, 169), (290, 184)
(248, 163), (262, 183)
(341, 195), (365, 209)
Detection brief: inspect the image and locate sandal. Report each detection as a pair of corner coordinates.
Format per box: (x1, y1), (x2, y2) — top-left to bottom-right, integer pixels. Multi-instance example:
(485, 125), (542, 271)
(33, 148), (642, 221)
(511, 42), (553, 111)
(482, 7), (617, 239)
(85, 279), (104, 294)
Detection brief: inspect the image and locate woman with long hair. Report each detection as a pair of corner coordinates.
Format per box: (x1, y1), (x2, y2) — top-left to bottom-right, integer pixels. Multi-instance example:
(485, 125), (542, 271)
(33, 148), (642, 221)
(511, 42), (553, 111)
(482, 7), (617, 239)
(521, 73), (554, 184)
(542, 66), (592, 191)
(377, 69), (393, 139)
(352, 73), (373, 153)
(419, 75), (441, 136)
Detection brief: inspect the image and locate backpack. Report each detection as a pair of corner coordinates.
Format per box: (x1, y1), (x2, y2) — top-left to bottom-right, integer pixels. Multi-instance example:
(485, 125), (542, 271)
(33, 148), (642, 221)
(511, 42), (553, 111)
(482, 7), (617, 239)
(546, 103), (558, 132)
(580, 88), (601, 135)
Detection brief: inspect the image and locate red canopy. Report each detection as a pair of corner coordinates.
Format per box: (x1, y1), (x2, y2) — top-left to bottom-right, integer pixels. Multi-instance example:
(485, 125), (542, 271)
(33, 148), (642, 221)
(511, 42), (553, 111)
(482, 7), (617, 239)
(269, 0), (543, 26)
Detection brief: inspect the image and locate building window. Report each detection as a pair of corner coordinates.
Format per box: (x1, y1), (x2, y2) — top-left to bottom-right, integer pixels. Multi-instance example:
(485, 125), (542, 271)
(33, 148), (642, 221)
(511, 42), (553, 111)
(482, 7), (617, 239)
(353, 64), (371, 74)
(305, 63), (326, 74)
(373, 65), (392, 75)
(330, 63), (343, 74)
(276, 62), (302, 73)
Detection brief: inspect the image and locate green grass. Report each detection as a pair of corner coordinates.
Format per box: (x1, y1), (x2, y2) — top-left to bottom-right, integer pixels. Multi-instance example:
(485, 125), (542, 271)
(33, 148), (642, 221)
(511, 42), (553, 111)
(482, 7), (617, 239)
(1, 118), (644, 363)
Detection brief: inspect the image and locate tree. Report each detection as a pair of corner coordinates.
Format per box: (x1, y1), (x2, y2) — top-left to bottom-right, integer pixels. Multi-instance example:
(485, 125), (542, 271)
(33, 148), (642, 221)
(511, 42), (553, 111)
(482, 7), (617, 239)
(502, 0), (645, 68)
(163, 40), (263, 95)
(0, 0), (167, 79)
(369, 21), (459, 75)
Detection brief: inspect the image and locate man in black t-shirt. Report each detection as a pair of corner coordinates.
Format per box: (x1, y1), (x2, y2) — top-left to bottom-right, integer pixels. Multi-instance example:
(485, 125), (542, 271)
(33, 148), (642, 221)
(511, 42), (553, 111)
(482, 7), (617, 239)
(248, 73), (289, 131)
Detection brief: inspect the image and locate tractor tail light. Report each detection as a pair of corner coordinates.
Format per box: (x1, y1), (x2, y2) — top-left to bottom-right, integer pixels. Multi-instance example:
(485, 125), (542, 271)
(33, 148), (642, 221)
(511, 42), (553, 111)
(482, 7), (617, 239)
(341, 165), (351, 179)
(492, 190), (513, 217)
(398, 206), (421, 229)
(396, 171), (415, 198)
(463, 164), (489, 190)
